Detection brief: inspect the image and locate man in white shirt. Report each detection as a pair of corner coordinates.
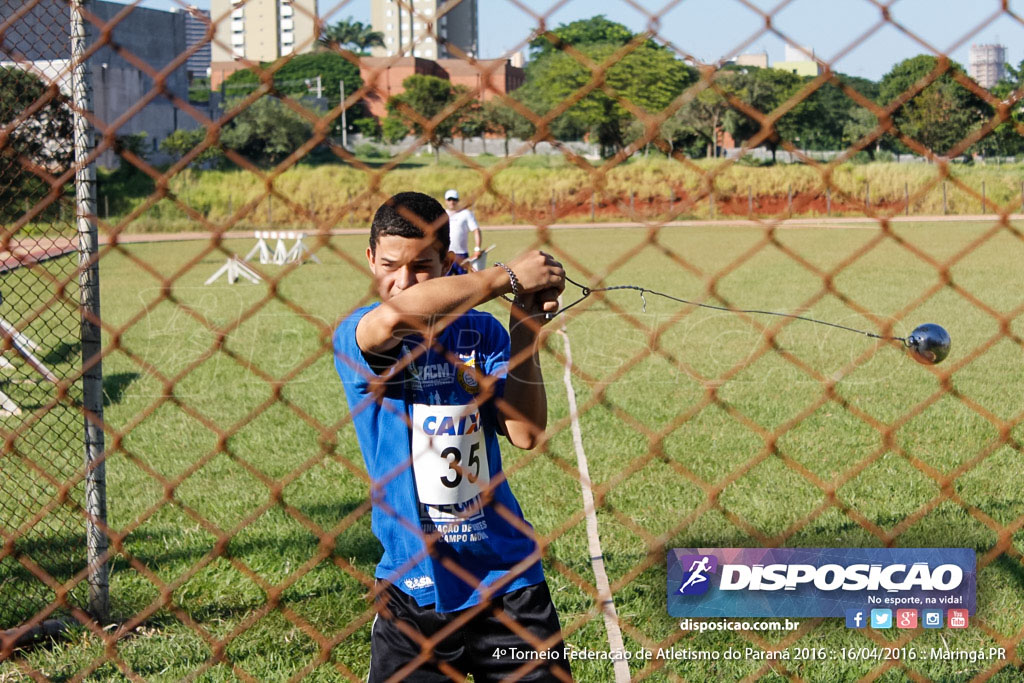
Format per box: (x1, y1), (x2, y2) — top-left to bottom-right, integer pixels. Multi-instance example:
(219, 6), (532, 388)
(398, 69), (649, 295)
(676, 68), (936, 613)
(444, 189), (483, 273)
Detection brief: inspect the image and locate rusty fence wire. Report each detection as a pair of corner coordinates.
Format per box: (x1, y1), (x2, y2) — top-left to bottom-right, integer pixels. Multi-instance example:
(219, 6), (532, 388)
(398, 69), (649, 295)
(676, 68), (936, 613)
(2, 0), (1024, 680)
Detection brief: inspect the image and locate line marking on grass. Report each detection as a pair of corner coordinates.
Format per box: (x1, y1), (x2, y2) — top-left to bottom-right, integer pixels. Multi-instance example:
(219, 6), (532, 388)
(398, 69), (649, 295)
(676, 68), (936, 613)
(557, 325), (630, 683)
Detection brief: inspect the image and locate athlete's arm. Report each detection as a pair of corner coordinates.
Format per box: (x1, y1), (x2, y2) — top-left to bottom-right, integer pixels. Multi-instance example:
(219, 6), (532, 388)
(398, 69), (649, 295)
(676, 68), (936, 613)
(499, 285), (563, 450)
(357, 251), (563, 355)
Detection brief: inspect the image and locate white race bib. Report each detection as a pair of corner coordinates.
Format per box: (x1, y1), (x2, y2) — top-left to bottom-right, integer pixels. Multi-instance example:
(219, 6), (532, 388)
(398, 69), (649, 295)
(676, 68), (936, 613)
(411, 403), (490, 506)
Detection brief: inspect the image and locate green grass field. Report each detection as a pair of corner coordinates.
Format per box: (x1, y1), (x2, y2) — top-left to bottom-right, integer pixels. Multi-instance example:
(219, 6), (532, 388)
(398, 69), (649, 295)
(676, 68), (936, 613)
(3, 220), (1024, 681)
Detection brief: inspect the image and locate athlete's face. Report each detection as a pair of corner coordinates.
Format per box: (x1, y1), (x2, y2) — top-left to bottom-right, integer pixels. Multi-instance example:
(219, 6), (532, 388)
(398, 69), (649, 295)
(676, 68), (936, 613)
(367, 234), (451, 302)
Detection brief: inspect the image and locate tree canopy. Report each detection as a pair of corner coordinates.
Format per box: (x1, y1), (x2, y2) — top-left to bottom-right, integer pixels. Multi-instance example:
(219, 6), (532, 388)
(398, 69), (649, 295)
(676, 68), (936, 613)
(384, 75), (471, 157)
(528, 15), (637, 60)
(222, 51), (362, 112)
(878, 55), (989, 156)
(516, 39), (696, 156)
(319, 17), (384, 53)
(0, 66), (72, 219)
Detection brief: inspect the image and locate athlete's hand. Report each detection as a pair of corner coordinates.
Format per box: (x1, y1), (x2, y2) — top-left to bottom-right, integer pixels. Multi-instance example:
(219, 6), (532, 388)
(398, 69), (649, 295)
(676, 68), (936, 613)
(518, 288), (560, 324)
(506, 250), (565, 295)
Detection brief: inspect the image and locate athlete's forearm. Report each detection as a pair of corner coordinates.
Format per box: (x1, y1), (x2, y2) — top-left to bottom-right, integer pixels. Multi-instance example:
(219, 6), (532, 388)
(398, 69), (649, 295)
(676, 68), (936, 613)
(359, 268), (510, 353)
(501, 321), (547, 449)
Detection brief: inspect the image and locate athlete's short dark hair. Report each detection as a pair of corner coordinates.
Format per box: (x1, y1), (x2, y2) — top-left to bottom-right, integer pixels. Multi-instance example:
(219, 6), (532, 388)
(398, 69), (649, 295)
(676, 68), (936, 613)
(369, 192), (450, 255)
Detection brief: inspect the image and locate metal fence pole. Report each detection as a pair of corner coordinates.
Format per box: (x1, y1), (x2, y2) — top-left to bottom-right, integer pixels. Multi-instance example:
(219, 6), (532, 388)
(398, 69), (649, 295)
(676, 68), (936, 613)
(72, 0), (109, 623)
(943, 181), (948, 215)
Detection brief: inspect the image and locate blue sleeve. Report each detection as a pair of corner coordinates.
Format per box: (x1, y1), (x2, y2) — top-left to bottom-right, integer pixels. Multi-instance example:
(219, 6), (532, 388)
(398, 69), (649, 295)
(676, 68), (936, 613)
(480, 314), (509, 398)
(332, 305), (378, 395)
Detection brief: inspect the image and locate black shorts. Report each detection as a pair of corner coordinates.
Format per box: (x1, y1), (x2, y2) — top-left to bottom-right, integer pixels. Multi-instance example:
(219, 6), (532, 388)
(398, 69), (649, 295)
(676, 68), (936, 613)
(368, 581), (572, 682)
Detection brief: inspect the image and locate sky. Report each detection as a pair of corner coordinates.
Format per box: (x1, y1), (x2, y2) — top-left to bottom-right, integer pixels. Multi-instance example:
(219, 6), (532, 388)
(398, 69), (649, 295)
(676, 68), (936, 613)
(136, 0), (1024, 81)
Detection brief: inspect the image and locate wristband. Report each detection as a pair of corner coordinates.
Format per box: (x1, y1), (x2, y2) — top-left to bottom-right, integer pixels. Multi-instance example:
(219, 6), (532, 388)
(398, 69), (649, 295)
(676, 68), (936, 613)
(493, 262), (522, 307)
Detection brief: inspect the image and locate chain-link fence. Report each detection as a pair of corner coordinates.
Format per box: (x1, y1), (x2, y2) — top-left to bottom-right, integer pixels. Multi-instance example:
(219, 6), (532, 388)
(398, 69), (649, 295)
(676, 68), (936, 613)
(2, 0), (1024, 680)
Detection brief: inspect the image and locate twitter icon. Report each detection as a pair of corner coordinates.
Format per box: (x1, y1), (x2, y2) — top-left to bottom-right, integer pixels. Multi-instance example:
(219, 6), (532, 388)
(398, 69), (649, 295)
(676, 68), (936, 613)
(870, 609), (893, 629)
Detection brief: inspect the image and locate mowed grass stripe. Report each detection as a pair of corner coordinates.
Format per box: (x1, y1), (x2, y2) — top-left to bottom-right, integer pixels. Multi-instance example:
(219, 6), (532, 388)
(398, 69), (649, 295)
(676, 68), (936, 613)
(1, 220), (1021, 680)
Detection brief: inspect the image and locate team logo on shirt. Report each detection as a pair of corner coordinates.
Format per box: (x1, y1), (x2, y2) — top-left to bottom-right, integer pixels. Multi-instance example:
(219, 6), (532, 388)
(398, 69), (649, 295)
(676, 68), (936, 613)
(456, 352), (481, 394)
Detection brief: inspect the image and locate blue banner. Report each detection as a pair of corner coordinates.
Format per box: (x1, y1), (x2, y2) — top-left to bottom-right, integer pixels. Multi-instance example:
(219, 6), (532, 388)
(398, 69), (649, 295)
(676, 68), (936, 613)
(667, 548), (976, 618)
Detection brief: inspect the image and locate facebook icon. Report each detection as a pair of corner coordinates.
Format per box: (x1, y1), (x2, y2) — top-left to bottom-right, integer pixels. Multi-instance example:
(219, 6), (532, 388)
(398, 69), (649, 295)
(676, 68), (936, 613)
(845, 609), (866, 628)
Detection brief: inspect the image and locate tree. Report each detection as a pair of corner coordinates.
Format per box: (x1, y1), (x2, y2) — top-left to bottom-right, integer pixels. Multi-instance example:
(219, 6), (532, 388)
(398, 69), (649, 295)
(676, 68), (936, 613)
(528, 15), (636, 60)
(722, 67), (803, 162)
(220, 51), (365, 137)
(516, 38), (695, 156)
(160, 128), (224, 167)
(220, 97), (314, 166)
(673, 84), (732, 158)
(319, 16), (384, 53)
(385, 75), (470, 159)
(484, 101), (535, 156)
(0, 66), (73, 220)
(878, 55), (989, 157)
(455, 101), (488, 153)
(971, 66), (1024, 159)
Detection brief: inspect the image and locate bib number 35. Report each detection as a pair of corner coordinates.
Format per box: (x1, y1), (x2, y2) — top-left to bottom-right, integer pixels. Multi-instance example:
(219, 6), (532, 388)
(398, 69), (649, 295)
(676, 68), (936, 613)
(412, 404), (490, 506)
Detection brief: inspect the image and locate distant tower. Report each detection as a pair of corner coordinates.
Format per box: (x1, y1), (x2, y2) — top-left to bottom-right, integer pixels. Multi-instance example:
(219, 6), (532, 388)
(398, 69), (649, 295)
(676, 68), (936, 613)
(370, 0), (478, 59)
(969, 44), (1007, 89)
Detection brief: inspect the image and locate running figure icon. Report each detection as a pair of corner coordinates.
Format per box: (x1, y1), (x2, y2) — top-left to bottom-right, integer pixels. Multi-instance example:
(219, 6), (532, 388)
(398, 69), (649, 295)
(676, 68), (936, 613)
(678, 556), (712, 594)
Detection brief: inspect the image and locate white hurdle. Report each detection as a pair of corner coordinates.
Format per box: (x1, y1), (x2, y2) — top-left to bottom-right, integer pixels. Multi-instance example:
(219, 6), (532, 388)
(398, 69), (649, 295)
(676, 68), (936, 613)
(244, 231), (273, 265)
(285, 232), (321, 264)
(205, 255), (263, 285)
(272, 231), (289, 265)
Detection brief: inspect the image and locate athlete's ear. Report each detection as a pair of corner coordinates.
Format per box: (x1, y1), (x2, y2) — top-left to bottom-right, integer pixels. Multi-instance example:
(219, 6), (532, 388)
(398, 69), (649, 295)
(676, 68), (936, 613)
(366, 246), (375, 272)
(443, 250), (455, 275)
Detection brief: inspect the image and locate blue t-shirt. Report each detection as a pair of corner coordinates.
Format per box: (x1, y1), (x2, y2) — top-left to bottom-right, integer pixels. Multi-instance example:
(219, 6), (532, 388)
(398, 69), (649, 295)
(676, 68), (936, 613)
(333, 304), (545, 612)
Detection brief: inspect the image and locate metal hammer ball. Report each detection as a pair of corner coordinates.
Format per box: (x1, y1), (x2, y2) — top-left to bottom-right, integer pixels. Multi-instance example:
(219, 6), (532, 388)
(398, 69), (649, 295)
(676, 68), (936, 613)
(906, 323), (951, 365)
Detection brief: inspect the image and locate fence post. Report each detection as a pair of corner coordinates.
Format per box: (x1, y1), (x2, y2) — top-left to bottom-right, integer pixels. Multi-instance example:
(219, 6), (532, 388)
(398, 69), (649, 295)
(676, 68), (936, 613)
(982, 181), (986, 214)
(669, 190), (674, 216)
(826, 187), (831, 217)
(787, 185), (792, 216)
(629, 191), (634, 216)
(591, 193), (595, 221)
(942, 182), (947, 215)
(72, 0), (109, 623)
(227, 195), (232, 215)
(267, 196), (272, 225)
(709, 190), (714, 218)
(748, 185), (752, 217)
(550, 189), (555, 218)
(905, 182), (909, 216)
(866, 182), (870, 211)
(103, 194), (109, 219)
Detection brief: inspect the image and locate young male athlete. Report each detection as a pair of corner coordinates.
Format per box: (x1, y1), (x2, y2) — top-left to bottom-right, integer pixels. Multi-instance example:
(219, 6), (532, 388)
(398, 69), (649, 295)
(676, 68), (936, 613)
(333, 192), (571, 681)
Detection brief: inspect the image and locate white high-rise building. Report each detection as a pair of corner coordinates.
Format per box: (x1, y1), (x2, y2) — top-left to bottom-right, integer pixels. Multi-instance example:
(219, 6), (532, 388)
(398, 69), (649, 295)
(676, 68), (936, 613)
(210, 0), (318, 87)
(370, 0), (478, 60)
(969, 44), (1007, 89)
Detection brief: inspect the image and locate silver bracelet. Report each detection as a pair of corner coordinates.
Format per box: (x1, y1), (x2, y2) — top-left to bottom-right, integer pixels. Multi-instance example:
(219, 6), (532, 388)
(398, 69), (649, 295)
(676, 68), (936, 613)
(493, 262), (522, 307)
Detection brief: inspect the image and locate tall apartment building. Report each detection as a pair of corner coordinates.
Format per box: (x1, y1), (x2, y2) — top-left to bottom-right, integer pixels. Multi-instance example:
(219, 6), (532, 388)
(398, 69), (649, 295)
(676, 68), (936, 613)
(369, 0), (478, 60)
(180, 6), (211, 82)
(210, 0), (318, 88)
(969, 44), (1007, 89)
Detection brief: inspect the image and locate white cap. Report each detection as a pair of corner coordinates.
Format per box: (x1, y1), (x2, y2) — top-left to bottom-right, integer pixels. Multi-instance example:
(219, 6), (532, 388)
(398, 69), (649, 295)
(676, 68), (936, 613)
(444, 189), (459, 200)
